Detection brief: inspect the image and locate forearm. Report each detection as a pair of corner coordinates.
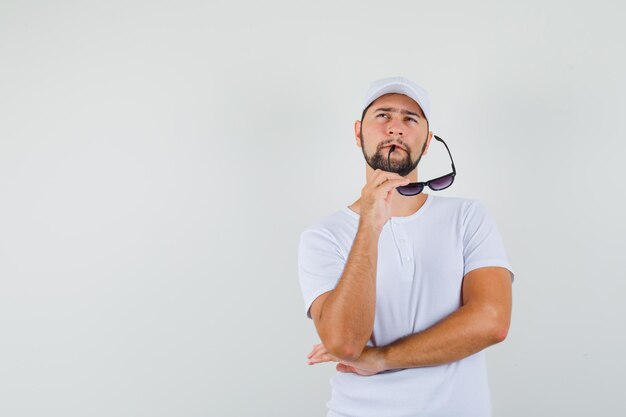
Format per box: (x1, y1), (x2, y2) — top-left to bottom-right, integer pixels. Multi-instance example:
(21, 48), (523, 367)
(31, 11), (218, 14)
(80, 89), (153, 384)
(321, 221), (380, 360)
(379, 303), (507, 370)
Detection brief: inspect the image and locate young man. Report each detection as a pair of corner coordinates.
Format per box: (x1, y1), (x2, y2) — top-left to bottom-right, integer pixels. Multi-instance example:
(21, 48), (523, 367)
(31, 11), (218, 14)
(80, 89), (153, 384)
(298, 76), (515, 416)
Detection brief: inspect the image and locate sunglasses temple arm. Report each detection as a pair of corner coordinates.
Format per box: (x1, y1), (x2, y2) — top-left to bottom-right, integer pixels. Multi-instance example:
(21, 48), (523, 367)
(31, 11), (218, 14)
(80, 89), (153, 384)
(387, 145), (395, 170)
(434, 135), (456, 174)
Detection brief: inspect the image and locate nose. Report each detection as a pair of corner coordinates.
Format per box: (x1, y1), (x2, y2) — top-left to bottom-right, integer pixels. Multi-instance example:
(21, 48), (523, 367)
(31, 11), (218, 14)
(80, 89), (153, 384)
(387, 120), (404, 136)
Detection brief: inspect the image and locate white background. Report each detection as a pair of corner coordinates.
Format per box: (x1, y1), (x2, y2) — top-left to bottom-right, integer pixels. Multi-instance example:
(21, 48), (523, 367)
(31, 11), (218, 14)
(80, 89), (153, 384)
(1, 1), (625, 416)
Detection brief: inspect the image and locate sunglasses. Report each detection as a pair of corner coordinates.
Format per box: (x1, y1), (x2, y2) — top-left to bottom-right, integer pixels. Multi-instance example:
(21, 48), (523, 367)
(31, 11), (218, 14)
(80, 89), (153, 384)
(388, 135), (456, 196)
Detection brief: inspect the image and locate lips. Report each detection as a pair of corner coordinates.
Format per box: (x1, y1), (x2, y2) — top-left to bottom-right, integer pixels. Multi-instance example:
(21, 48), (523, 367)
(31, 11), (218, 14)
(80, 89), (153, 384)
(384, 145), (406, 152)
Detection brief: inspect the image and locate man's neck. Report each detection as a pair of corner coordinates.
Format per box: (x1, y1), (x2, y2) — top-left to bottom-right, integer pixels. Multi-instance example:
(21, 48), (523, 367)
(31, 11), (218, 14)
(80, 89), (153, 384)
(348, 192), (429, 218)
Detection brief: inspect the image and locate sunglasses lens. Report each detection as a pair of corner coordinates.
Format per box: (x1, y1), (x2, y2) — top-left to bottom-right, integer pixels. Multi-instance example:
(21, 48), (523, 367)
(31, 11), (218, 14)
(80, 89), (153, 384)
(397, 183), (424, 196)
(428, 174), (454, 191)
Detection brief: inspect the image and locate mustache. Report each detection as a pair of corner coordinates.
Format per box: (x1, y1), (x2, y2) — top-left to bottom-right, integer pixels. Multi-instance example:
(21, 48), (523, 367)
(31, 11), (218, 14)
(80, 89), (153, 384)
(378, 139), (408, 152)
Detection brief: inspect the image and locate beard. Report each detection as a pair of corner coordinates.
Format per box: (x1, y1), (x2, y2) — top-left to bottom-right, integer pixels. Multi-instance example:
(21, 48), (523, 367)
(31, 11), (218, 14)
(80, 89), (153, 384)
(360, 133), (428, 177)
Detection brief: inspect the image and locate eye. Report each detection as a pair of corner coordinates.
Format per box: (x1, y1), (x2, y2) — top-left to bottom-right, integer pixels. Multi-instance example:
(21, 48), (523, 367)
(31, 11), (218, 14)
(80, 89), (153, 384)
(376, 113), (390, 119)
(405, 117), (418, 123)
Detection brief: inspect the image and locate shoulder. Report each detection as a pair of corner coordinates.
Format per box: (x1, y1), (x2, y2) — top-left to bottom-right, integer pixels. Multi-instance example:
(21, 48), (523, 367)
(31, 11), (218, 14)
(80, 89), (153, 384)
(429, 194), (480, 207)
(424, 195), (497, 236)
(299, 208), (354, 251)
(427, 194), (484, 219)
(301, 208), (346, 235)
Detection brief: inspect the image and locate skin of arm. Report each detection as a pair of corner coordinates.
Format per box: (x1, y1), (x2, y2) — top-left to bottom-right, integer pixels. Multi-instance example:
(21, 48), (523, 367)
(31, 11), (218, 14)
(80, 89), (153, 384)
(377, 266), (512, 370)
(307, 266), (512, 374)
(314, 221), (381, 362)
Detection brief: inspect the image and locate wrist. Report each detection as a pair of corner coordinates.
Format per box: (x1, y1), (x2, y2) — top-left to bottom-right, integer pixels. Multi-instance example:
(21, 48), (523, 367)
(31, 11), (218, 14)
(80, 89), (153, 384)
(358, 220), (382, 237)
(373, 346), (390, 373)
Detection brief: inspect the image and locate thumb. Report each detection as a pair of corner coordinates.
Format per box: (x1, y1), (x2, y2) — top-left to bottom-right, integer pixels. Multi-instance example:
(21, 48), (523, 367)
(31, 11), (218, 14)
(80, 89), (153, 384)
(336, 363), (353, 373)
(385, 186), (397, 204)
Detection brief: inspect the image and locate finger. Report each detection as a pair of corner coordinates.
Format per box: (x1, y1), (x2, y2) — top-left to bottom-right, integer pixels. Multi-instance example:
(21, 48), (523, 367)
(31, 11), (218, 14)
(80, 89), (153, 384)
(368, 179), (408, 198)
(307, 343), (324, 358)
(336, 363), (349, 372)
(308, 353), (335, 365)
(371, 172), (406, 188)
(385, 186), (397, 204)
(376, 178), (411, 195)
(309, 349), (337, 364)
(336, 363), (355, 373)
(308, 346), (332, 363)
(370, 168), (404, 182)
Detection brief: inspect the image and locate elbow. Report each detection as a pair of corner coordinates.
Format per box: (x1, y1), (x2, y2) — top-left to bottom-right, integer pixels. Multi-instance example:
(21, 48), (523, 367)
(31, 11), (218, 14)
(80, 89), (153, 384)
(487, 314), (510, 344)
(490, 323), (509, 344)
(318, 328), (364, 361)
(326, 341), (363, 362)
(481, 306), (510, 345)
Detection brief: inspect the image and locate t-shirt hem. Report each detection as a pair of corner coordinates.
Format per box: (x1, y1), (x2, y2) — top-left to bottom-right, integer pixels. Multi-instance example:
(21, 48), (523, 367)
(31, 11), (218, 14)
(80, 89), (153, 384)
(464, 260), (515, 282)
(304, 286), (337, 319)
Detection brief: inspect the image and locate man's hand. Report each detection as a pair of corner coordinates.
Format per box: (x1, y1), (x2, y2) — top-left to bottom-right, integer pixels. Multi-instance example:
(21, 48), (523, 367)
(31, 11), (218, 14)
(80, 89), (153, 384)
(306, 343), (387, 376)
(359, 169), (411, 234)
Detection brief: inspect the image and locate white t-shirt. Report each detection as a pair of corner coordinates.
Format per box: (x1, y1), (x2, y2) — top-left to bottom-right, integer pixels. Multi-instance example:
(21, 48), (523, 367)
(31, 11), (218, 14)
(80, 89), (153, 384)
(298, 194), (515, 417)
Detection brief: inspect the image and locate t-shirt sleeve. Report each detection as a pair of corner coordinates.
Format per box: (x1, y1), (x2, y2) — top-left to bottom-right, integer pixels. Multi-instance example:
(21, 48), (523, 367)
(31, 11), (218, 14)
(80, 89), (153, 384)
(462, 200), (515, 282)
(298, 227), (347, 320)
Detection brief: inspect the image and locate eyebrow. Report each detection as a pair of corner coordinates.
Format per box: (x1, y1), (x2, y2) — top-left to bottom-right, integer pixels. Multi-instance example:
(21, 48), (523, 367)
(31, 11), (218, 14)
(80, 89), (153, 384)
(373, 107), (421, 118)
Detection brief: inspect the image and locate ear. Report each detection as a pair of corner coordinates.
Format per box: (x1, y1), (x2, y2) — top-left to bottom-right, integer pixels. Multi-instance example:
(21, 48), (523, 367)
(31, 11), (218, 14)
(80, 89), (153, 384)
(422, 131), (434, 155)
(354, 120), (362, 148)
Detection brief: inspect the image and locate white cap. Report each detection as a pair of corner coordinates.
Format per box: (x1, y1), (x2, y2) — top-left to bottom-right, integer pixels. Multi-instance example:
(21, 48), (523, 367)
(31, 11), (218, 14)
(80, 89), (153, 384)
(362, 76), (431, 123)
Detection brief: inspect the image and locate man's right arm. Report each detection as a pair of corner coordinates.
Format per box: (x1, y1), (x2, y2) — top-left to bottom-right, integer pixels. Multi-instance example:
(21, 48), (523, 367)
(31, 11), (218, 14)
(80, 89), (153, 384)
(310, 221), (381, 362)
(308, 169), (410, 362)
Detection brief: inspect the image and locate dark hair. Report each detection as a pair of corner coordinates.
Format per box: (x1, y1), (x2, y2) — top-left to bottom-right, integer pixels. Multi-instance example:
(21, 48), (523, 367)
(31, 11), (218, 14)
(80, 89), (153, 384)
(361, 101), (375, 122)
(361, 98), (428, 124)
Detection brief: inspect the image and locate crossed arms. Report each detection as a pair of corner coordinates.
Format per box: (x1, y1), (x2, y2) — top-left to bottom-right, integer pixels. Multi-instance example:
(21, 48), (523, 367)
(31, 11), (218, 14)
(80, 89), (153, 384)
(307, 221), (512, 373)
